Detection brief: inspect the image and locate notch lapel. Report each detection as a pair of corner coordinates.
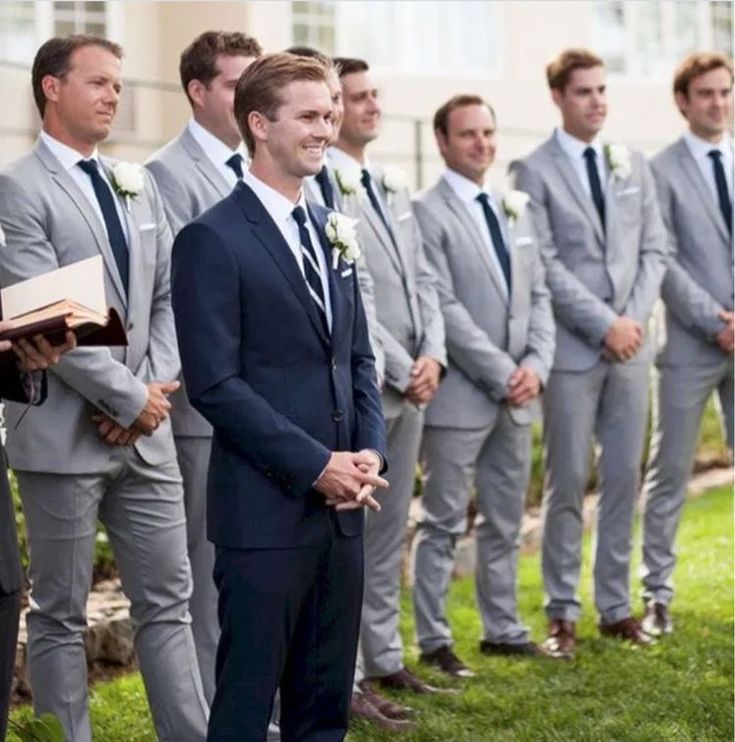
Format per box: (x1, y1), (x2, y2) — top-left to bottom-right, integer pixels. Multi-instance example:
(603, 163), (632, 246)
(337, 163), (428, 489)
(360, 197), (404, 275)
(180, 127), (232, 199)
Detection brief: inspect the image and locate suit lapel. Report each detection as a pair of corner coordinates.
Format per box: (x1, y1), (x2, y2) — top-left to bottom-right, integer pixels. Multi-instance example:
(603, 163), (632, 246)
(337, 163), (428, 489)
(35, 141), (128, 307)
(676, 138), (730, 243)
(360, 196), (404, 274)
(233, 183), (330, 349)
(180, 127), (232, 199)
(549, 140), (605, 246)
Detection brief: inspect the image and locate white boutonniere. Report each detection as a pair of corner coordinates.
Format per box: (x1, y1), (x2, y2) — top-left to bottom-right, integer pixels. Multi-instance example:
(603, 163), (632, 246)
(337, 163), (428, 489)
(334, 165), (363, 197)
(502, 189), (530, 226)
(110, 161), (145, 211)
(381, 167), (408, 199)
(325, 212), (361, 269)
(604, 143), (632, 180)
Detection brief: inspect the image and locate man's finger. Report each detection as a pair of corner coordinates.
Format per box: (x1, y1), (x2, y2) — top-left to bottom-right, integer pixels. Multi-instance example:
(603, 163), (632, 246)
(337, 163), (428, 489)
(355, 471), (389, 489)
(158, 380), (181, 395)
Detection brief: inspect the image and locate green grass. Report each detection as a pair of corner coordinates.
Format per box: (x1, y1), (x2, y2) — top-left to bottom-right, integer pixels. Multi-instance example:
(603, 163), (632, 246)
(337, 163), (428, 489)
(11, 485), (732, 741)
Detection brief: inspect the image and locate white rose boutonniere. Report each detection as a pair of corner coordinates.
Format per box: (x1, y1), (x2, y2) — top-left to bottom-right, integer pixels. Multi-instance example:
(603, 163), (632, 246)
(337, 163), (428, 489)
(381, 167), (409, 201)
(334, 164), (363, 197)
(502, 189), (530, 226)
(604, 143), (632, 180)
(325, 212), (361, 269)
(110, 162), (145, 211)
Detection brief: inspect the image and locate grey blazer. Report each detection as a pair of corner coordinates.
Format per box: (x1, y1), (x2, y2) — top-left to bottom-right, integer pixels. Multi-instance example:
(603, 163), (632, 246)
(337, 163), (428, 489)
(414, 177), (555, 428)
(145, 126), (236, 437)
(335, 165), (446, 419)
(650, 137), (734, 367)
(510, 134), (668, 372)
(0, 138), (179, 472)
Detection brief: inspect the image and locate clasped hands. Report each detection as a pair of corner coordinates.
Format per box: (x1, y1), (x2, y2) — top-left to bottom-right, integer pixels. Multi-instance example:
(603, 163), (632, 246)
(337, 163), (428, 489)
(92, 380), (180, 447)
(716, 311), (734, 354)
(405, 356), (442, 405)
(506, 365), (541, 407)
(602, 316), (643, 362)
(315, 449), (388, 513)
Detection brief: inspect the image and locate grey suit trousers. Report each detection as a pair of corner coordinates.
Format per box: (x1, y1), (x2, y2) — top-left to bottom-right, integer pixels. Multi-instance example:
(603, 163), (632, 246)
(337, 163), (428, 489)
(175, 435), (218, 706)
(360, 405), (423, 678)
(413, 411), (531, 652)
(641, 359), (734, 605)
(17, 449), (208, 742)
(541, 360), (649, 624)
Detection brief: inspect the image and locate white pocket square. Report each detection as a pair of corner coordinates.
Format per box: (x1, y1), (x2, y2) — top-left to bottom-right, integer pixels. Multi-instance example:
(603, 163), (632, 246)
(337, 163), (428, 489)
(341, 268), (353, 278)
(515, 236), (533, 246)
(616, 186), (640, 197)
(138, 222), (157, 232)
(397, 212), (412, 222)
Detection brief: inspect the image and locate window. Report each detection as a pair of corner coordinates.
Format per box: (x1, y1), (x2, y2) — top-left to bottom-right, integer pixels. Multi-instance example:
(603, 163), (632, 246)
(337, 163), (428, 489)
(0, 2), (39, 64)
(53, 1), (107, 38)
(711, 1), (733, 55)
(292, 1), (336, 55)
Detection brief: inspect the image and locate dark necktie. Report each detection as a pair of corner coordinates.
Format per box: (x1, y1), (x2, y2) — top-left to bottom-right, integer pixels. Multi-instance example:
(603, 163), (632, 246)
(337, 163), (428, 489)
(315, 165), (335, 210)
(583, 146), (606, 230)
(292, 206), (329, 336)
(476, 193), (512, 291)
(708, 150), (732, 236)
(78, 159), (129, 294)
(360, 168), (396, 244)
(226, 153), (244, 180)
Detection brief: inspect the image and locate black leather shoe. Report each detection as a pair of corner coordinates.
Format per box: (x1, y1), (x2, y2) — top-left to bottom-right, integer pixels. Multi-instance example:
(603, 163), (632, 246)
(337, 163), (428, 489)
(419, 646), (475, 678)
(479, 640), (541, 657)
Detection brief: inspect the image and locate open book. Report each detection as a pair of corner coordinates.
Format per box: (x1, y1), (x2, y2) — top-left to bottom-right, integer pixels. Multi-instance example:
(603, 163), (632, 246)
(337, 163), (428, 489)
(0, 256), (127, 346)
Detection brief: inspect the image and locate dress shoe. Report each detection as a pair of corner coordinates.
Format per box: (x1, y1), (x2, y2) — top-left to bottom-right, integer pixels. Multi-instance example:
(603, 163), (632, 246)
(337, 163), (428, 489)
(479, 640), (541, 657)
(370, 666), (454, 694)
(599, 616), (654, 646)
(349, 691), (417, 732)
(539, 619), (576, 659)
(641, 601), (673, 637)
(419, 646), (475, 679)
(358, 680), (417, 720)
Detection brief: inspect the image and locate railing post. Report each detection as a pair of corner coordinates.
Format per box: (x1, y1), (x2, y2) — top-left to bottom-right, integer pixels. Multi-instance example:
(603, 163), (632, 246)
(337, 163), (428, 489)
(413, 118), (423, 191)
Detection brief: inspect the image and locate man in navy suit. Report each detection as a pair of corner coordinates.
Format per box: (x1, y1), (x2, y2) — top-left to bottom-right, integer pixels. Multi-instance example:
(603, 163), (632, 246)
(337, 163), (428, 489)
(171, 53), (388, 742)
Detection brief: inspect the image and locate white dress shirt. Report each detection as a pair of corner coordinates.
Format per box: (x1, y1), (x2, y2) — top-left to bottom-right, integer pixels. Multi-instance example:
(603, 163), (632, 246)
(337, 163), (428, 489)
(40, 130), (129, 242)
(555, 127), (607, 199)
(242, 168), (333, 330)
(683, 129), (734, 207)
(442, 168), (509, 300)
(188, 118), (247, 189)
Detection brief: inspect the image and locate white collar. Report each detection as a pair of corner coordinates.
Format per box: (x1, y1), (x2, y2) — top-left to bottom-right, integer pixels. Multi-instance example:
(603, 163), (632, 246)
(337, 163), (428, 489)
(242, 168), (308, 225)
(188, 118), (245, 166)
(328, 146), (370, 175)
(40, 130), (100, 171)
(683, 129), (732, 160)
(555, 126), (604, 162)
(442, 168), (492, 204)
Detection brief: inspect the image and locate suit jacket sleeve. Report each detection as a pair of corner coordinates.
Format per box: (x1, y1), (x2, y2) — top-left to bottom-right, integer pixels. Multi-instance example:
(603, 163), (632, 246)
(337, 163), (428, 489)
(145, 158), (192, 237)
(510, 159), (618, 347)
(171, 221), (333, 495)
(621, 154), (669, 325)
(413, 198), (517, 401)
(354, 255), (386, 382)
(0, 174), (148, 428)
(519, 227), (556, 385)
(651, 160), (725, 341)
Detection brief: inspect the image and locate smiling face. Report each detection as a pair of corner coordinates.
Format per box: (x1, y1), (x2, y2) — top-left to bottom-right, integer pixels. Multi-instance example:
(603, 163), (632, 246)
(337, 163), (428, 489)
(552, 65), (607, 142)
(326, 69), (344, 143)
(676, 66), (733, 141)
(338, 69), (381, 149)
(436, 103), (496, 185)
(42, 44), (122, 148)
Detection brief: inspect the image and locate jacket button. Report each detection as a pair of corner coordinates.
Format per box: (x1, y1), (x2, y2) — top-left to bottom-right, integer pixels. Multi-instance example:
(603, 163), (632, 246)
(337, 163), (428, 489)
(127, 322), (134, 331)
(331, 357), (337, 370)
(332, 409), (343, 422)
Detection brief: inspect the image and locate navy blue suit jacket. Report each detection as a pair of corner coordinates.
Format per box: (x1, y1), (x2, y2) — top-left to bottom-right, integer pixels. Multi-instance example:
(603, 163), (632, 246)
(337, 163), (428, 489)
(171, 181), (387, 549)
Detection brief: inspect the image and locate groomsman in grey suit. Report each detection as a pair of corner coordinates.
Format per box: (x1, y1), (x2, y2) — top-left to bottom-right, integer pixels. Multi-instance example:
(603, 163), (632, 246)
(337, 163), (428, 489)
(511, 49), (668, 658)
(413, 95), (555, 676)
(641, 53), (734, 637)
(145, 29), (261, 705)
(0, 36), (208, 740)
(330, 57), (447, 702)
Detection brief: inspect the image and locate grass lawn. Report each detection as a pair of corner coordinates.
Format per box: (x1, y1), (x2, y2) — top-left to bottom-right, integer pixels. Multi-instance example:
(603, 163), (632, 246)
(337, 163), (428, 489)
(9, 486), (733, 741)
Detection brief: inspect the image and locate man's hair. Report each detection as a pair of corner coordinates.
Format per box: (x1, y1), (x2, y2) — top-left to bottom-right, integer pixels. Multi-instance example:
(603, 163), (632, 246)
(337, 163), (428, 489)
(286, 45), (340, 77)
(180, 30), (263, 104)
(546, 48), (604, 92)
(433, 94), (496, 137)
(234, 52), (330, 156)
(32, 35), (123, 116)
(673, 52), (734, 99)
(333, 57), (369, 78)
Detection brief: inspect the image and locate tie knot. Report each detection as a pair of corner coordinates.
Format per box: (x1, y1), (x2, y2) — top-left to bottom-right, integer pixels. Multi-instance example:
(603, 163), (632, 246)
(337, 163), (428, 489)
(292, 205), (307, 227)
(316, 165), (329, 182)
(78, 158), (99, 176)
(476, 192), (491, 206)
(226, 153), (244, 179)
(360, 168), (372, 189)
(583, 146), (597, 161)
(708, 149), (723, 161)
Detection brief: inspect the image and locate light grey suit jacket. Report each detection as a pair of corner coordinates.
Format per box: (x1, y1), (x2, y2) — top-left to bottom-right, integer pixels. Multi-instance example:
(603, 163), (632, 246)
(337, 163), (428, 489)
(145, 126), (234, 436)
(303, 167), (385, 380)
(414, 177), (555, 428)
(334, 163), (446, 420)
(650, 137), (734, 367)
(0, 137), (179, 472)
(510, 134), (668, 371)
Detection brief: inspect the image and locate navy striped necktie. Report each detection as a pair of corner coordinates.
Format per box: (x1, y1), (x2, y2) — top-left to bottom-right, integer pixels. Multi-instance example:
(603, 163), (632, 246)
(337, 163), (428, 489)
(292, 206), (329, 335)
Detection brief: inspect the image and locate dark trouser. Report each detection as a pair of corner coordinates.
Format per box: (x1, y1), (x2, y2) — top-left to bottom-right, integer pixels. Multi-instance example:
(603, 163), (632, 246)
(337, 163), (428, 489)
(208, 527), (363, 742)
(0, 588), (21, 741)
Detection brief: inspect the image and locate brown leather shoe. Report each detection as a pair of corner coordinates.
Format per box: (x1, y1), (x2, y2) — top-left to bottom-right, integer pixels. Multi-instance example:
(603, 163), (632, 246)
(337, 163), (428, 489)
(641, 601), (673, 637)
(419, 645), (475, 678)
(370, 666), (455, 694)
(358, 680), (417, 720)
(349, 691), (417, 732)
(599, 616), (654, 646)
(539, 619), (576, 659)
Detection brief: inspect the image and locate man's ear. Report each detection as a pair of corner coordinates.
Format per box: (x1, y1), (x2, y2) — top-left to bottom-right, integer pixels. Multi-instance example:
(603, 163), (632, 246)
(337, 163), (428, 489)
(187, 79), (207, 109)
(248, 110), (269, 146)
(41, 74), (62, 106)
